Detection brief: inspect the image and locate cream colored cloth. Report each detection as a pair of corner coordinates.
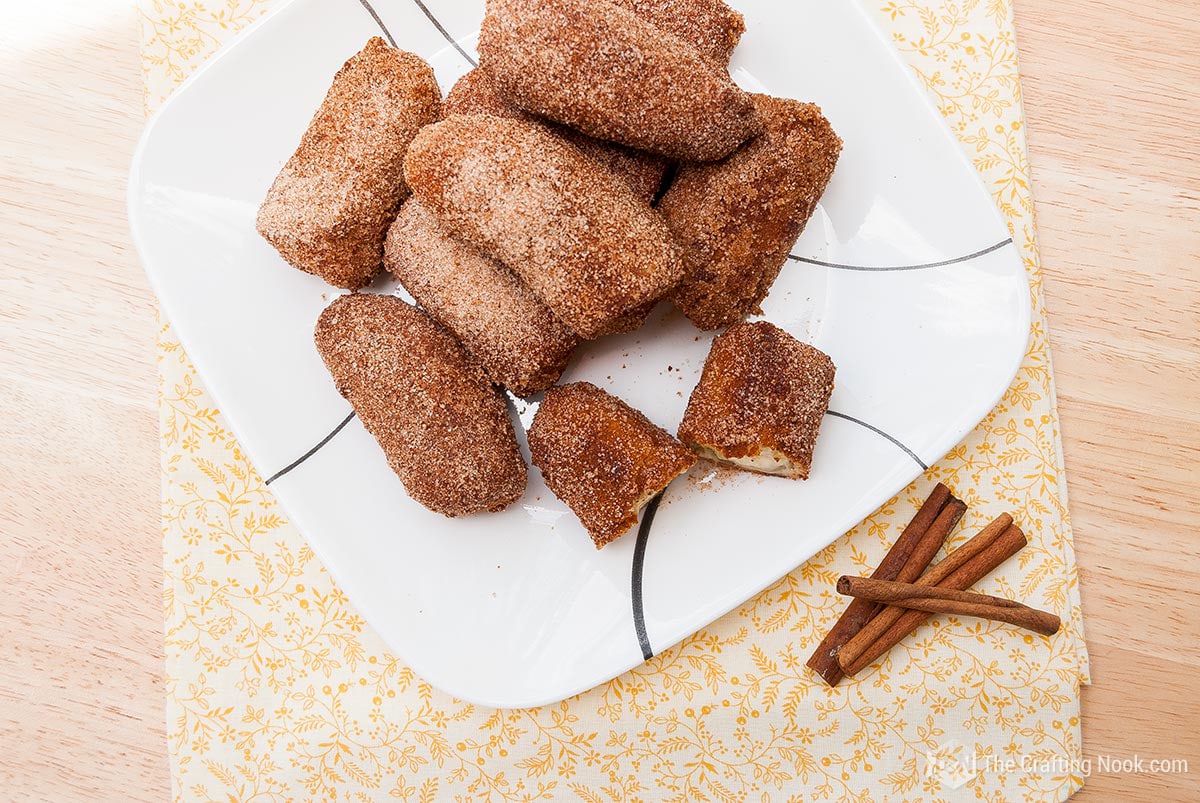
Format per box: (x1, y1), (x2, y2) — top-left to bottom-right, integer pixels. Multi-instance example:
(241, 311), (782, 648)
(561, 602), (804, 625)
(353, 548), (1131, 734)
(145, 1), (1088, 799)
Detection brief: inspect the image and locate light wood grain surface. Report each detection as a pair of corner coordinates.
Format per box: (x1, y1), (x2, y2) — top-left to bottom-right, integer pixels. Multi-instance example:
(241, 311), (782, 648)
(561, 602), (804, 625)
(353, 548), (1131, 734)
(0, 0), (1196, 799)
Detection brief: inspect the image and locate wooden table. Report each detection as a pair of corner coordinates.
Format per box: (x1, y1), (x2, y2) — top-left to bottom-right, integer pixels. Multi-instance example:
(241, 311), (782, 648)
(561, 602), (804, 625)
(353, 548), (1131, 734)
(1, 0), (1196, 799)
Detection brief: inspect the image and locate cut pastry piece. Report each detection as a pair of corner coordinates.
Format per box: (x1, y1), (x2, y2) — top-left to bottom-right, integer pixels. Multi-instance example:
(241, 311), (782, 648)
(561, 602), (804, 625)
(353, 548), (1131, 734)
(256, 38), (442, 289)
(404, 114), (683, 339)
(529, 382), (696, 547)
(663, 96), (842, 330)
(384, 200), (577, 397)
(315, 294), (526, 516)
(477, 0), (761, 160)
(678, 321), (835, 480)
(610, 0), (745, 66)
(444, 69), (667, 201)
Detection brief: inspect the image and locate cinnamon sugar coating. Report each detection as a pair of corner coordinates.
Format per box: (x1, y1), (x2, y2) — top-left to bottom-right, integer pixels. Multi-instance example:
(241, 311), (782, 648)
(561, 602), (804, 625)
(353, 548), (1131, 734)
(610, 0), (744, 65)
(588, 299), (658, 337)
(678, 322), (835, 480)
(477, 0), (761, 160)
(444, 68), (666, 201)
(314, 294), (526, 516)
(404, 114), (683, 339)
(384, 200), (577, 397)
(529, 383), (696, 547)
(256, 38), (442, 289)
(443, 67), (531, 121)
(664, 97), (842, 330)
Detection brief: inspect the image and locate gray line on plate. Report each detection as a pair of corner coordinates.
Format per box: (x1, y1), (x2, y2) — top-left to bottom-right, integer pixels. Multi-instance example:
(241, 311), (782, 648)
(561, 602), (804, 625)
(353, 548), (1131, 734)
(788, 237), (1014, 272)
(825, 410), (929, 471)
(355, 0), (398, 47)
(631, 490), (663, 661)
(408, 0), (479, 67)
(634, 414), (923, 660)
(264, 411), (358, 486)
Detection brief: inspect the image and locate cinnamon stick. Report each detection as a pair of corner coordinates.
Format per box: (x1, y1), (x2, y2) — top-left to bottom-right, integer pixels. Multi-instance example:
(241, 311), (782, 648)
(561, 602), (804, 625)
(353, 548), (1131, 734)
(893, 498), (968, 586)
(806, 483), (962, 686)
(828, 512), (1012, 678)
(837, 519), (1026, 676)
(837, 576), (1061, 636)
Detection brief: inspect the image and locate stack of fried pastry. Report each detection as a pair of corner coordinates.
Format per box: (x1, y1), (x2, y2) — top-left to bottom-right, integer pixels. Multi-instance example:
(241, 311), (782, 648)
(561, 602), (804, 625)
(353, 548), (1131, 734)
(259, 0), (844, 545)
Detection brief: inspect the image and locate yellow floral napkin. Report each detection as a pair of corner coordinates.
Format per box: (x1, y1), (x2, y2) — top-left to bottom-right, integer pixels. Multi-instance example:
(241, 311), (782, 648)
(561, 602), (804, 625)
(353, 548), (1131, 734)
(145, 1), (1088, 799)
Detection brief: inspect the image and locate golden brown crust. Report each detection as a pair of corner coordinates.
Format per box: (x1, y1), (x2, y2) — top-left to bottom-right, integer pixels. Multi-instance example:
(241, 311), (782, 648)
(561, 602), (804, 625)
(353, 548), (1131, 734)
(677, 321), (835, 480)
(663, 97), (842, 330)
(256, 38), (442, 289)
(444, 68), (667, 201)
(529, 383), (696, 547)
(610, 0), (744, 65)
(477, 0), (761, 161)
(314, 294), (526, 516)
(404, 114), (683, 339)
(384, 200), (578, 397)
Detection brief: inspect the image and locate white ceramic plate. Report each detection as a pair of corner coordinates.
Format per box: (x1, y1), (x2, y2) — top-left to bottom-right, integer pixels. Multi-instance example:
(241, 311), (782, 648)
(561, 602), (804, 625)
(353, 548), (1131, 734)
(129, 0), (1029, 707)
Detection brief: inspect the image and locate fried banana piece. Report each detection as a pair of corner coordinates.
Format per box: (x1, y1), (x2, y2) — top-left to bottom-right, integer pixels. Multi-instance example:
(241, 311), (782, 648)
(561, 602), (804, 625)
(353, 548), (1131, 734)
(444, 69), (667, 201)
(404, 114), (683, 339)
(664, 97), (842, 330)
(384, 200), (578, 397)
(529, 383), (696, 548)
(477, 0), (761, 161)
(678, 322), (835, 480)
(257, 38), (442, 289)
(611, 0), (745, 65)
(314, 294), (526, 516)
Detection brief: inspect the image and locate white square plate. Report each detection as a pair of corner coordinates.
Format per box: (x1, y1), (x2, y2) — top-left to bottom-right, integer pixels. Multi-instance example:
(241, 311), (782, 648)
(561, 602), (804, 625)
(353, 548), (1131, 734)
(129, 0), (1029, 707)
